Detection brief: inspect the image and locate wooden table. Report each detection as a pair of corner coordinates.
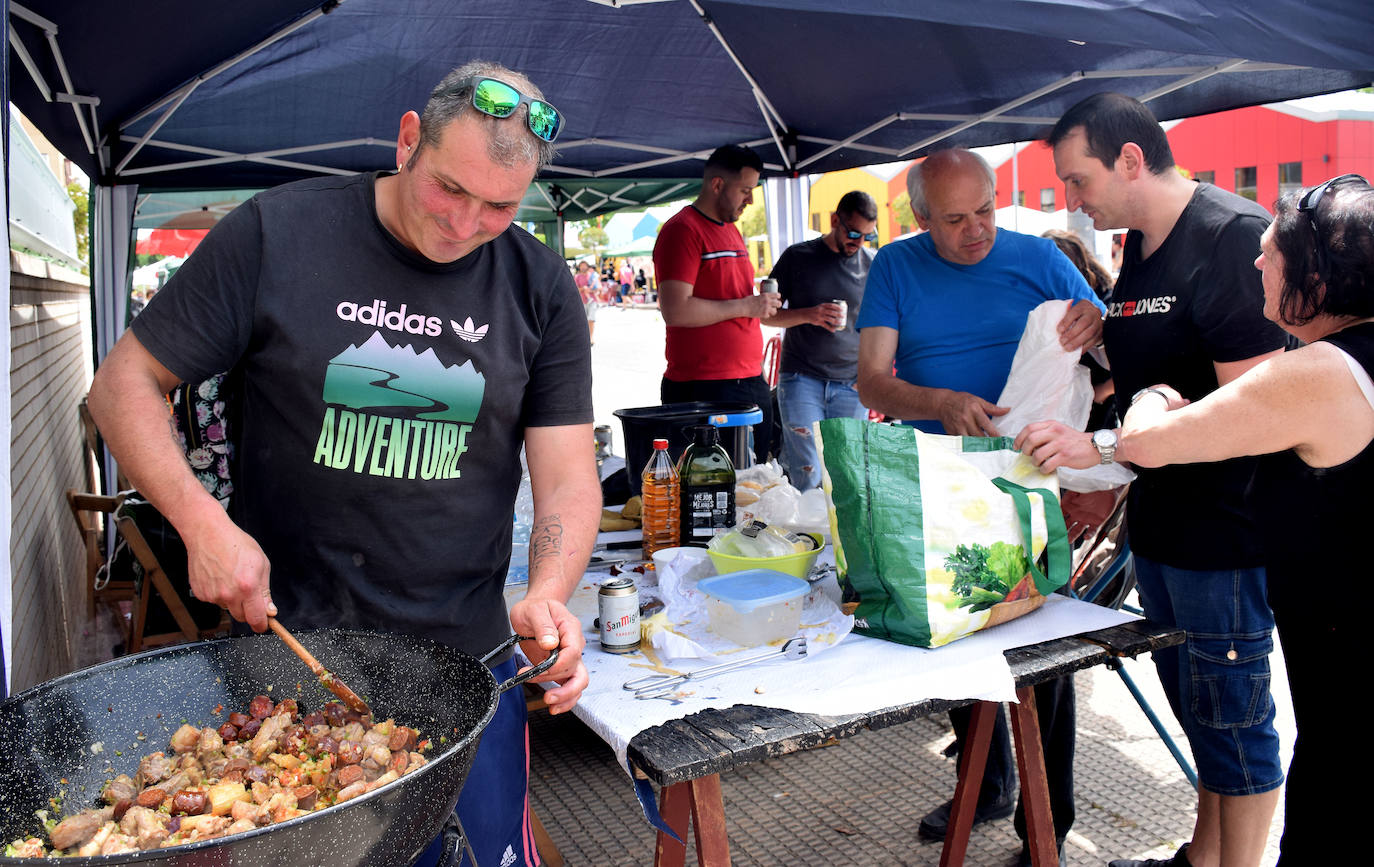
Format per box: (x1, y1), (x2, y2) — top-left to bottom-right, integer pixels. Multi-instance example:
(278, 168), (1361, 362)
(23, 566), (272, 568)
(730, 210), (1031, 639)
(627, 619), (1183, 867)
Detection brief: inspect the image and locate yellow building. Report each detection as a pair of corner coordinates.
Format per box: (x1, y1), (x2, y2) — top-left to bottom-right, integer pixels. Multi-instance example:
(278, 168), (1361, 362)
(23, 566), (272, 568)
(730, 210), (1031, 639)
(807, 163), (912, 247)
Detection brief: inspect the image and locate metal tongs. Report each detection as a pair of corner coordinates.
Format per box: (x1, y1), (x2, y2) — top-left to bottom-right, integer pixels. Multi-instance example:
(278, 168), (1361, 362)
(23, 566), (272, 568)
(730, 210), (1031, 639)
(622, 637), (808, 700)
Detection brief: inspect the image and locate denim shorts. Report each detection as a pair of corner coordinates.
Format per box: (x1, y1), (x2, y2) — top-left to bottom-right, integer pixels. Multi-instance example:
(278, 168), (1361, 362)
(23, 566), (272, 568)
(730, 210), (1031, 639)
(1132, 555), (1284, 796)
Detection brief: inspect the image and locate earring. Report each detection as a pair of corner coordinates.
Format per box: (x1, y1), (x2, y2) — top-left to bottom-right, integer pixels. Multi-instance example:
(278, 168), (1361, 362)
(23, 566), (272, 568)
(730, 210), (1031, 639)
(397, 163), (404, 172)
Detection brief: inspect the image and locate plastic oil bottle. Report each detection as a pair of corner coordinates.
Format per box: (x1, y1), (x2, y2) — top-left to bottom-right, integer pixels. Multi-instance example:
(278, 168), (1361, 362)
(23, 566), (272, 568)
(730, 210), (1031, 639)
(678, 424), (736, 547)
(640, 438), (681, 557)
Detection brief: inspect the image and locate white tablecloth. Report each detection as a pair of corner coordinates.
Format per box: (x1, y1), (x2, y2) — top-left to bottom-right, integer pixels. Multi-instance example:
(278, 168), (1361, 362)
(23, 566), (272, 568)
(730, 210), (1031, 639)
(505, 575), (1137, 774)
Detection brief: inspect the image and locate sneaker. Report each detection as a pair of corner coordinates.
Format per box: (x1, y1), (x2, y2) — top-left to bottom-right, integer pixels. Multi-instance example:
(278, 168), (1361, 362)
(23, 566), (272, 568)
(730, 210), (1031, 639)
(916, 792), (1016, 841)
(1016, 837), (1066, 867)
(1108, 842), (1192, 867)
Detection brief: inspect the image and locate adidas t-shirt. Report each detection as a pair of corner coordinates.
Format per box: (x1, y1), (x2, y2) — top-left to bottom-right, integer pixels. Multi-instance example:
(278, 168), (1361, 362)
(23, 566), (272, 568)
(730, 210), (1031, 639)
(133, 172), (592, 657)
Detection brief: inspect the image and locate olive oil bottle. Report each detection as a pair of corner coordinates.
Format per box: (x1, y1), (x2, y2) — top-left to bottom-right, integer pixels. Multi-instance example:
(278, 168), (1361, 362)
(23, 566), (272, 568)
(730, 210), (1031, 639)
(677, 424), (736, 546)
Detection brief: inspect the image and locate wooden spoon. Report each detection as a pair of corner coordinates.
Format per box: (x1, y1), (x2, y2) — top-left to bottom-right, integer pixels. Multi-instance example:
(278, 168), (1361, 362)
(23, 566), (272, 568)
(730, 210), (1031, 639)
(267, 617), (372, 717)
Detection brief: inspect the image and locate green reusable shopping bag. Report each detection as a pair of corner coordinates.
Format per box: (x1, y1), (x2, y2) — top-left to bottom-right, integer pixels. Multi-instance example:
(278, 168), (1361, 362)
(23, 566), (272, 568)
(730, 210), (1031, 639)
(816, 419), (1070, 648)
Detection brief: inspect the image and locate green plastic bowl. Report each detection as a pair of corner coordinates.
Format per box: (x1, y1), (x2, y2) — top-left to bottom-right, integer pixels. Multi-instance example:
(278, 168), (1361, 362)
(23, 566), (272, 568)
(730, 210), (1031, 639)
(706, 532), (825, 579)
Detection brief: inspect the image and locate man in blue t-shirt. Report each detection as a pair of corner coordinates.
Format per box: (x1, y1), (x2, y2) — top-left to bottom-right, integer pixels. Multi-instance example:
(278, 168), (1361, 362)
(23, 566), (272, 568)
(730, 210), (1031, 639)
(855, 148), (1104, 865)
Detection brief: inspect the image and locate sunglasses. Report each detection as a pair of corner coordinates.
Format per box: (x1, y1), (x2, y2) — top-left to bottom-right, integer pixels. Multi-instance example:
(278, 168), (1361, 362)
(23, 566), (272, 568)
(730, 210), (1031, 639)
(460, 76), (563, 143)
(839, 217), (878, 243)
(1298, 173), (1365, 281)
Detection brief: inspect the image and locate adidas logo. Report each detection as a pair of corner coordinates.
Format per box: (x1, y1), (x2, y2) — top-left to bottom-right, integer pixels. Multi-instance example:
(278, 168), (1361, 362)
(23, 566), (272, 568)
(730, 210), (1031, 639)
(336, 298), (442, 337)
(451, 317), (490, 343)
(498, 844), (516, 867)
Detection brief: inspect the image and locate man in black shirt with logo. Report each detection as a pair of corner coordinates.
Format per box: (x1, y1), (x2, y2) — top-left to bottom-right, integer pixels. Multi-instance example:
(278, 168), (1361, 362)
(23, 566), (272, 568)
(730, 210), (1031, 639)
(1021, 93), (1287, 867)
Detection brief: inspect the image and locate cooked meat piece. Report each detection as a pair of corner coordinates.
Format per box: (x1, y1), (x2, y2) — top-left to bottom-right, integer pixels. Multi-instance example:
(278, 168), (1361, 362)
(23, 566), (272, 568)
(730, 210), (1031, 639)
(217, 723), (239, 741)
(73, 823), (114, 856)
(281, 724), (307, 754)
(102, 773), (138, 805)
(364, 769), (399, 792)
(248, 695), (274, 720)
(360, 727), (389, 748)
(226, 711), (251, 729)
(243, 763), (271, 785)
(202, 752), (230, 778)
(136, 751), (176, 787)
(360, 745), (391, 771)
(314, 734), (339, 755)
(119, 805), (170, 850)
(249, 713), (289, 762)
(50, 807), (112, 850)
(224, 742), (251, 761)
(136, 788), (167, 809)
(224, 817), (257, 836)
(275, 698), (299, 720)
(238, 718), (262, 740)
(388, 726), (418, 752)
(336, 739), (364, 765)
(219, 757), (251, 784)
(301, 710), (326, 728)
(293, 784), (319, 810)
(171, 789), (209, 816)
(197, 727), (224, 755)
(388, 750), (409, 775)
(250, 781), (271, 805)
(322, 702), (348, 727)
(169, 724), (201, 754)
(335, 780), (367, 803)
(98, 831), (139, 855)
(175, 814), (231, 841)
(406, 752), (427, 774)
(339, 722), (365, 742)
(336, 764), (365, 788)
(112, 799), (133, 822)
(230, 798), (270, 826)
(154, 770), (191, 796)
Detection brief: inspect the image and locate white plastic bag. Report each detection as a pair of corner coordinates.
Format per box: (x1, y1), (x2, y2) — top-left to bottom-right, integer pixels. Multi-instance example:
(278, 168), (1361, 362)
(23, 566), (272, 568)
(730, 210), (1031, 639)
(996, 300), (1135, 493)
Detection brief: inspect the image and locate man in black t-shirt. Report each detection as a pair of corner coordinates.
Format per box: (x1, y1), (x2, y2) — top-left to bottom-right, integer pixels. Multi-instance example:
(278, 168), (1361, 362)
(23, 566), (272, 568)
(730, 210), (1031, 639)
(762, 190), (877, 490)
(1021, 93), (1287, 867)
(88, 62), (599, 867)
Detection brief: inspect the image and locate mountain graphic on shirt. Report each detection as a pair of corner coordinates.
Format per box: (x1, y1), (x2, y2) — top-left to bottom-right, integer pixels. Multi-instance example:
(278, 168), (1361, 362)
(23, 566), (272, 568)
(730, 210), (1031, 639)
(322, 331), (485, 423)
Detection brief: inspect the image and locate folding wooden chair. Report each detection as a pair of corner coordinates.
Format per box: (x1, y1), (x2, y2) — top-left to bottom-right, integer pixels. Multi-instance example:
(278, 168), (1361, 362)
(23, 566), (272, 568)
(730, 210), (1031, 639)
(66, 490), (229, 654)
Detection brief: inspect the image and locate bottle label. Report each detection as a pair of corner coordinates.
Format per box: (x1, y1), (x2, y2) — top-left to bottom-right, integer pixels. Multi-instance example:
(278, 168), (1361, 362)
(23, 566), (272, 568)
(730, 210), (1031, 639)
(684, 483), (734, 540)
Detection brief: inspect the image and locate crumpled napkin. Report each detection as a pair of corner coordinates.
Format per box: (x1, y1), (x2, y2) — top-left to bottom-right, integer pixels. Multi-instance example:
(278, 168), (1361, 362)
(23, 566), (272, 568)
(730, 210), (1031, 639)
(644, 547), (853, 660)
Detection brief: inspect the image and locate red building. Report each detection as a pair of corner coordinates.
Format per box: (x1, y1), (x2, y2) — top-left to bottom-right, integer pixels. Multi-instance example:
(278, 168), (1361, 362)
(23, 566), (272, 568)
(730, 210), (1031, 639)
(994, 93), (1374, 213)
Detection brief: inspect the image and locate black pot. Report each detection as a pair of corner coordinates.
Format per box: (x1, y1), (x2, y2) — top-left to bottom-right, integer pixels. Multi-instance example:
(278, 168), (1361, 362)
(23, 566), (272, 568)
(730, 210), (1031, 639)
(0, 631), (552, 866)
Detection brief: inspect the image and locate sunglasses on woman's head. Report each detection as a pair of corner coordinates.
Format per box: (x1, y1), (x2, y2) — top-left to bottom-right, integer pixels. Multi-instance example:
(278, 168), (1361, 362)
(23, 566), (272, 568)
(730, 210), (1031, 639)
(1298, 173), (1365, 282)
(459, 76), (563, 143)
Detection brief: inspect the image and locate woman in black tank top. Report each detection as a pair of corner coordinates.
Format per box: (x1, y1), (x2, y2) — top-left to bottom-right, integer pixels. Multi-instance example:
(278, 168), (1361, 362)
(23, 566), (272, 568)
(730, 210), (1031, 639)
(1019, 175), (1374, 865)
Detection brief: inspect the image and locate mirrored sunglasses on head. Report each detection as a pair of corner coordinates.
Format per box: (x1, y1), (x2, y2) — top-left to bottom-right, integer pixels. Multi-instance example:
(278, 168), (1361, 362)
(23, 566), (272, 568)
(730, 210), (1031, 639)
(460, 75), (563, 143)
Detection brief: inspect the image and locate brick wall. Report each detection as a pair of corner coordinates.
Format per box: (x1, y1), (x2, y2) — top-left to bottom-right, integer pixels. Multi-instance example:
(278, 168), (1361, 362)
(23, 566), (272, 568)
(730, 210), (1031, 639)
(8, 252), (95, 691)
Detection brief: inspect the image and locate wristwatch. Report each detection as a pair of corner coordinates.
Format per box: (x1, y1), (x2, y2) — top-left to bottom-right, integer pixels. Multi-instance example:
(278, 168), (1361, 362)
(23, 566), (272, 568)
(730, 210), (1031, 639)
(1130, 387), (1170, 407)
(1091, 428), (1118, 465)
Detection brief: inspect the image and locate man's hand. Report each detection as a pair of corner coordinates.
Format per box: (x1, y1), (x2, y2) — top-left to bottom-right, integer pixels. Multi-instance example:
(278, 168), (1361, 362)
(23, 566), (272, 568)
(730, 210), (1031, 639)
(508, 596), (589, 715)
(743, 291), (783, 320)
(938, 391), (1010, 436)
(1014, 421), (1101, 472)
(803, 302), (845, 332)
(1057, 299), (1104, 352)
(182, 516), (275, 631)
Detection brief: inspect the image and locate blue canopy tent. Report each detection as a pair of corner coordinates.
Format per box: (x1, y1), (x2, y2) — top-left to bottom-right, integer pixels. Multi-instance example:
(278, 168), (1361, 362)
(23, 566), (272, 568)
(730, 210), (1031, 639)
(7, 0), (1374, 359)
(4, 0), (1373, 685)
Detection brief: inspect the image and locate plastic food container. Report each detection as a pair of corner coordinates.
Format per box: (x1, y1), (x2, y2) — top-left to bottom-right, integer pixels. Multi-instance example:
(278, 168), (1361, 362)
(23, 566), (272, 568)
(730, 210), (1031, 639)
(706, 532), (824, 579)
(697, 569), (809, 646)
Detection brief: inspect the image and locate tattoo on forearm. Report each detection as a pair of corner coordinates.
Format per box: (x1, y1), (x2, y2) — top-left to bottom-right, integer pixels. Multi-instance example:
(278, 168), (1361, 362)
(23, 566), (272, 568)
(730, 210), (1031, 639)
(531, 515), (564, 565)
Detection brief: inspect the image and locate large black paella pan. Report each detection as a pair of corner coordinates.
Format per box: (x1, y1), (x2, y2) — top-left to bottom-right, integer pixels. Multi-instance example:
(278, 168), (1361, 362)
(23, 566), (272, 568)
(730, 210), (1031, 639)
(0, 630), (552, 866)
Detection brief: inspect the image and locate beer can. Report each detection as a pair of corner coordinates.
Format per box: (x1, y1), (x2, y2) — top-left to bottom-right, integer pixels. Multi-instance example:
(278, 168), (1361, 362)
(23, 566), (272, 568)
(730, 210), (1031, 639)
(598, 577), (641, 653)
(594, 424), (613, 460)
(759, 278), (779, 293)
(831, 298), (849, 331)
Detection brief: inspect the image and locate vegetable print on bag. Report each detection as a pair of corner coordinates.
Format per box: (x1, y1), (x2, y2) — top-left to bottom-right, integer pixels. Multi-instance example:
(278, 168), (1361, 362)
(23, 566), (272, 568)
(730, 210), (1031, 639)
(816, 418), (1070, 648)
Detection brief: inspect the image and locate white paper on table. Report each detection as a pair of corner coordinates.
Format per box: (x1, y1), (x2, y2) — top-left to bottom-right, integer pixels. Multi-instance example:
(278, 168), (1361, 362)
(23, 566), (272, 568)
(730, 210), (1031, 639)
(515, 583), (1139, 776)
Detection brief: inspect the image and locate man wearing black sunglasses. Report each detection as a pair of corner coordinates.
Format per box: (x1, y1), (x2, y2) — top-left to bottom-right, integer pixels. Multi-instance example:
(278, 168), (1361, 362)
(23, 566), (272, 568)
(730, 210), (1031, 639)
(1039, 92), (1289, 867)
(763, 190), (878, 490)
(89, 60), (596, 867)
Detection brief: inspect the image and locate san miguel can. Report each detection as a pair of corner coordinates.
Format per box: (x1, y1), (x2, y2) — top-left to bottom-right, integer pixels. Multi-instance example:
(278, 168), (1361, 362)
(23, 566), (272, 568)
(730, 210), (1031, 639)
(831, 298), (849, 331)
(598, 577), (640, 653)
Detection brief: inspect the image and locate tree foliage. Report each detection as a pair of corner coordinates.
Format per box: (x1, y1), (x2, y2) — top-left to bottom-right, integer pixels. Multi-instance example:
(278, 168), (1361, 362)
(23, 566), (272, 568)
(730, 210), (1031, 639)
(892, 191), (915, 230)
(66, 180), (91, 271)
(739, 201), (766, 240)
(577, 222), (609, 253)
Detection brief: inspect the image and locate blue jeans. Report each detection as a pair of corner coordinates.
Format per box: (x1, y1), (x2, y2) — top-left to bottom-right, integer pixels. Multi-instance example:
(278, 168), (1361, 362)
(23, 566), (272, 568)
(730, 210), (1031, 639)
(776, 371), (866, 491)
(1133, 555), (1284, 796)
